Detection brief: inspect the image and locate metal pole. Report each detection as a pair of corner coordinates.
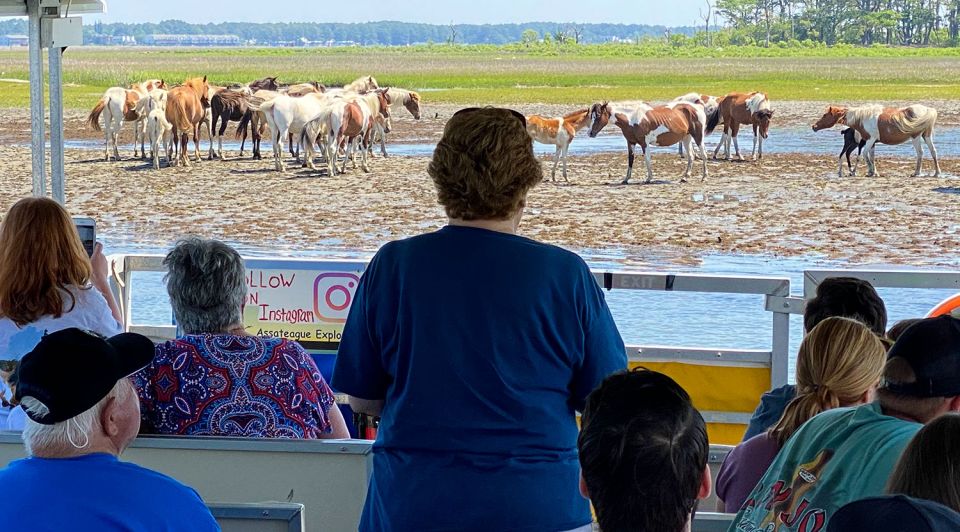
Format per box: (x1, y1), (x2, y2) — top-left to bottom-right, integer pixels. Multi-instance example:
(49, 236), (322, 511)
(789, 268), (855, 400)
(49, 45), (65, 204)
(27, 0), (46, 196)
(770, 311), (790, 387)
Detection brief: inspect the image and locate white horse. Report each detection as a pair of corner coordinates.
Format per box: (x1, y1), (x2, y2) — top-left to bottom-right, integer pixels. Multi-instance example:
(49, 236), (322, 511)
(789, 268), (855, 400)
(147, 108), (173, 170)
(86, 87), (139, 161)
(261, 92), (332, 172)
(343, 75), (379, 93)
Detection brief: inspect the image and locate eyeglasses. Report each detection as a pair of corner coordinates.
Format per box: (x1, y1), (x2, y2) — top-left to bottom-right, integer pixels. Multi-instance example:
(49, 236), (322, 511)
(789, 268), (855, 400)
(453, 107), (526, 127)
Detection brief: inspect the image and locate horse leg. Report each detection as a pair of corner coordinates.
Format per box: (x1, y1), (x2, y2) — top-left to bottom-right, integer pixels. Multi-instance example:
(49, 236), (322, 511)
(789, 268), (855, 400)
(863, 139), (878, 177)
(911, 137), (923, 177)
(697, 140), (708, 181)
(923, 134), (941, 177)
(379, 125), (388, 158)
(712, 131), (725, 160)
(360, 137), (370, 173)
(561, 142), (570, 182)
(680, 136), (693, 183)
(621, 142), (635, 184)
(731, 123), (743, 160)
(642, 144), (654, 184)
(551, 145), (561, 181)
(751, 124), (759, 160)
(678, 142), (684, 158)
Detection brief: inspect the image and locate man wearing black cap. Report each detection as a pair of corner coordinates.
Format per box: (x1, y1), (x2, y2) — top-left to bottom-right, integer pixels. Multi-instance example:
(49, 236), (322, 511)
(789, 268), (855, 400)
(730, 316), (960, 531)
(0, 328), (219, 531)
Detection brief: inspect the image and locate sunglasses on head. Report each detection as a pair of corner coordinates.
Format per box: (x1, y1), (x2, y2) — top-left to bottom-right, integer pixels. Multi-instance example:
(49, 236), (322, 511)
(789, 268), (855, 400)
(453, 107), (526, 127)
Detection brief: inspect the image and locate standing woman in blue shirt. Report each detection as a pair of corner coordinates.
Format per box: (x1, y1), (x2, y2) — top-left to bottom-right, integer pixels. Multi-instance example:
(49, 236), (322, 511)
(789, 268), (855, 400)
(333, 107), (627, 532)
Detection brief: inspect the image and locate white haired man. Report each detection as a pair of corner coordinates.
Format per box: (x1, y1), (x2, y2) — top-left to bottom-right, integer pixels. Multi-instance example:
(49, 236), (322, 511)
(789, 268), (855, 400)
(0, 328), (219, 531)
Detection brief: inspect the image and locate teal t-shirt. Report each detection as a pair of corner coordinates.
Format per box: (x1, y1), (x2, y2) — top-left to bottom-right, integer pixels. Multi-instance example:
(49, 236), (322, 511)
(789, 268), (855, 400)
(729, 401), (921, 532)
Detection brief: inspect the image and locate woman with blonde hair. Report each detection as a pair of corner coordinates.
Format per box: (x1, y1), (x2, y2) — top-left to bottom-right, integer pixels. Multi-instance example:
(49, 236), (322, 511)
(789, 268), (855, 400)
(887, 412), (960, 512)
(0, 197), (122, 428)
(716, 316), (886, 512)
(333, 107), (626, 531)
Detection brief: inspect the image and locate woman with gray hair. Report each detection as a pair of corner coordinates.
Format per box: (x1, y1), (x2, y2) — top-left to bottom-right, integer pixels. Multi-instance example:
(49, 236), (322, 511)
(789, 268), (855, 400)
(133, 237), (348, 439)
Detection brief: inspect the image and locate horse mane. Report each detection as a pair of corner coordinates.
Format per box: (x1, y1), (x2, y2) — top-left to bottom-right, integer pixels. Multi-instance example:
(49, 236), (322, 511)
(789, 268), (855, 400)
(745, 92), (771, 114)
(563, 108), (588, 119)
(845, 104), (883, 128)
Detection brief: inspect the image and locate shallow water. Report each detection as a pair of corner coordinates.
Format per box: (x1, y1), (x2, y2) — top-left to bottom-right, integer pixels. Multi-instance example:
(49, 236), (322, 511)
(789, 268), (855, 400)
(51, 125), (960, 159)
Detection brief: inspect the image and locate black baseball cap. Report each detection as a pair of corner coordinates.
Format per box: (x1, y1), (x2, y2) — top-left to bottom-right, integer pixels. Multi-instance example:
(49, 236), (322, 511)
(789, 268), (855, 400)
(829, 495), (960, 531)
(14, 328), (155, 425)
(883, 316), (960, 397)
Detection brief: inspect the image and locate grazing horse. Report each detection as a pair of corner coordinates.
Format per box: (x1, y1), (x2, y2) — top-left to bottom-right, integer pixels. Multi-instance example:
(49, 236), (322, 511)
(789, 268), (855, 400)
(87, 87), (142, 161)
(343, 75), (379, 93)
(812, 104), (940, 177)
(839, 128), (866, 176)
(165, 76), (210, 167)
(210, 89), (259, 160)
(525, 108), (592, 181)
(384, 87), (421, 120)
(260, 92), (331, 172)
(712, 92), (774, 161)
(588, 101), (708, 184)
(672, 92), (721, 157)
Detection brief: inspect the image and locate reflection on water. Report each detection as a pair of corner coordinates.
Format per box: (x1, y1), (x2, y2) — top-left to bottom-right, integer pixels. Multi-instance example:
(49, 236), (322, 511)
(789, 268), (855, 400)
(115, 237), (958, 384)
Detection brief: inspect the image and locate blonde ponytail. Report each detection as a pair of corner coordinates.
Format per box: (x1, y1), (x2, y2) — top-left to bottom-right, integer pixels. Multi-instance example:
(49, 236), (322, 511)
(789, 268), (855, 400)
(769, 317), (886, 446)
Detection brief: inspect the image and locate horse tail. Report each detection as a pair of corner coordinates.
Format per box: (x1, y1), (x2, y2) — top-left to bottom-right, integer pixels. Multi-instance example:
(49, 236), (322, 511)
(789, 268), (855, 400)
(236, 111), (251, 139)
(895, 105), (937, 136)
(87, 98), (106, 131)
(705, 98), (722, 135)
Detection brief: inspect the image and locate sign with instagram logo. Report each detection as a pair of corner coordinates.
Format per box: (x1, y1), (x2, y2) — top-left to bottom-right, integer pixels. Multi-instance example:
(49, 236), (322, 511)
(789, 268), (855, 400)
(240, 258), (367, 351)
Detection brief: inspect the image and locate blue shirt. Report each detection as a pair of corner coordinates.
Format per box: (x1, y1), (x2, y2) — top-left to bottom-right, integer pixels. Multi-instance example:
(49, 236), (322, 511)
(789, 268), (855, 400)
(333, 225), (627, 532)
(743, 384), (796, 441)
(0, 453), (219, 531)
(729, 402), (921, 531)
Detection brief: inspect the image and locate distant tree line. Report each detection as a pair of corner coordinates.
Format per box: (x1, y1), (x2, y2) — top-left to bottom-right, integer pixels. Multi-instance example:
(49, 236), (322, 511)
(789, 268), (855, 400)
(712, 0), (960, 45)
(0, 19), (694, 46)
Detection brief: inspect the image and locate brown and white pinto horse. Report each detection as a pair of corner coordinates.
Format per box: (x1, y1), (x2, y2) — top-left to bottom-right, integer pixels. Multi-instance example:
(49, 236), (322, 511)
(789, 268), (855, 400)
(712, 92), (773, 161)
(812, 104), (940, 177)
(672, 92), (721, 157)
(588, 101), (708, 184)
(525, 108), (591, 181)
(165, 76), (210, 167)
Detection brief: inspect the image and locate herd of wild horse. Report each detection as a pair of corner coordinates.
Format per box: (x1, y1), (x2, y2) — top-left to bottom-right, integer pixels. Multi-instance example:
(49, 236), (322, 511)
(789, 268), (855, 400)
(86, 75), (421, 175)
(87, 79), (941, 183)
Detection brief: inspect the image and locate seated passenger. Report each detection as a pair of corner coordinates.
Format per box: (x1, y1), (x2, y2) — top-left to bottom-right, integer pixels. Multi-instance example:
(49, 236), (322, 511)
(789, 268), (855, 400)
(743, 276), (887, 440)
(0, 197), (122, 430)
(0, 328), (218, 531)
(887, 318), (923, 342)
(333, 107), (627, 531)
(133, 237), (348, 439)
(716, 317), (886, 512)
(828, 496), (960, 531)
(730, 316), (960, 530)
(888, 412), (960, 512)
(578, 368), (711, 532)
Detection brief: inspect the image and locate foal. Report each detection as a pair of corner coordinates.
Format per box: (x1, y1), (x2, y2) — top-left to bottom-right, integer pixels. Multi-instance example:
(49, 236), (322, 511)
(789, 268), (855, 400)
(812, 104), (941, 178)
(525, 108), (591, 181)
(588, 101), (708, 184)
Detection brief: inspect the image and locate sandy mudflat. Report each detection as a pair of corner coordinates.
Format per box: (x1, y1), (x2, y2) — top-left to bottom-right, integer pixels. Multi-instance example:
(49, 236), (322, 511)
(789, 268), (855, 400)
(0, 102), (957, 267)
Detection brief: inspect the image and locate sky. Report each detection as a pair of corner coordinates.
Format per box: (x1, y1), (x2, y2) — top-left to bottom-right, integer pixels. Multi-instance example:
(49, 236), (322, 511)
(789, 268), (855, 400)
(92, 0), (706, 28)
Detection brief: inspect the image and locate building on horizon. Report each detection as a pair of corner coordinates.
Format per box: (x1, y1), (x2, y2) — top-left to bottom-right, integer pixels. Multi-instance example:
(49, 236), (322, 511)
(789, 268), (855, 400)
(141, 34), (241, 47)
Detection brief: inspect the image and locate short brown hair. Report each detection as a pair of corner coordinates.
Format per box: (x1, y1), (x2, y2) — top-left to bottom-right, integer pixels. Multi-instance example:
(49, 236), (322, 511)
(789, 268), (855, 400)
(0, 197), (92, 326)
(428, 107), (542, 220)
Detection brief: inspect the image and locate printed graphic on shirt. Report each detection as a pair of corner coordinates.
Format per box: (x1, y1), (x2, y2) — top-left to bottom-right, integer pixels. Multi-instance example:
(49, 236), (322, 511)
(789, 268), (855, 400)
(738, 450), (834, 532)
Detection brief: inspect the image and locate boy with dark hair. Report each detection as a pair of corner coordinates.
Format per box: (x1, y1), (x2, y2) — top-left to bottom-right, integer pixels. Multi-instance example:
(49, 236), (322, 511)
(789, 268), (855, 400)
(743, 276), (888, 440)
(578, 368), (711, 532)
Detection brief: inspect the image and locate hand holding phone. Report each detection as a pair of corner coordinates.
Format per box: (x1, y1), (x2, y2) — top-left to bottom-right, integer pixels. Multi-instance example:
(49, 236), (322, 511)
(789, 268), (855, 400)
(73, 217), (96, 257)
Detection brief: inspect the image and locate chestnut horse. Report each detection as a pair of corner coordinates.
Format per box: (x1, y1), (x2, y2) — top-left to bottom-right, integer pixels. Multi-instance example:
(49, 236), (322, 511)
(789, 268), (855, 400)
(812, 104), (940, 178)
(588, 101), (708, 184)
(165, 76), (210, 167)
(712, 92), (773, 161)
(525, 108), (591, 181)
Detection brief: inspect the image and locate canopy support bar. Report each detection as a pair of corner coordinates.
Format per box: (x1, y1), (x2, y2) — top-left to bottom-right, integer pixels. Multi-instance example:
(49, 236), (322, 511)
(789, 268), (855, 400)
(28, 0), (45, 197)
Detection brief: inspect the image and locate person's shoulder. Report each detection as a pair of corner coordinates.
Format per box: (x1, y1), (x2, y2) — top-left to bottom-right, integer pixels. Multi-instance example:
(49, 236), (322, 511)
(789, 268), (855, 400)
(113, 460), (205, 500)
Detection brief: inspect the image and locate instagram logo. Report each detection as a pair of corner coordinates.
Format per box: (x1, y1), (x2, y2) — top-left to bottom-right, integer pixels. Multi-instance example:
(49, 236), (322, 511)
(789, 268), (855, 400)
(313, 272), (361, 323)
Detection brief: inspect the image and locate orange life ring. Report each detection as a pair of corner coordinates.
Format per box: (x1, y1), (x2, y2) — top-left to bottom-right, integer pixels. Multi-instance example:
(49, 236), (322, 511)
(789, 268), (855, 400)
(927, 293), (960, 318)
